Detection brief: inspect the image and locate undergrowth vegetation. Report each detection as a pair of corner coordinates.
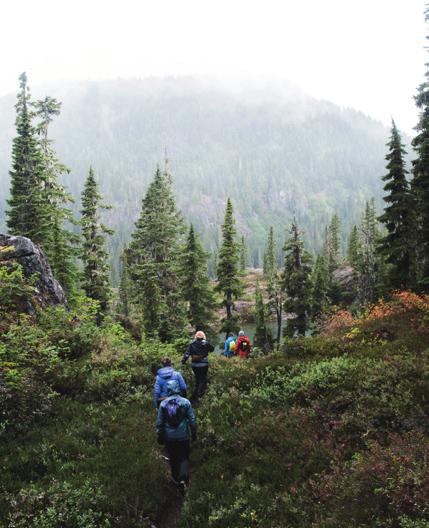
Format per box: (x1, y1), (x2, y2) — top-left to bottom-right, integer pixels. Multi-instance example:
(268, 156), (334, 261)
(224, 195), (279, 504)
(180, 292), (429, 528)
(1, 265), (428, 527)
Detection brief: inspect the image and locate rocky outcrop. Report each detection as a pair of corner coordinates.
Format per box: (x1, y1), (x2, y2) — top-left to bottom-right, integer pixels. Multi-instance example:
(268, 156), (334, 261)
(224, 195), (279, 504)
(0, 234), (67, 313)
(333, 264), (355, 293)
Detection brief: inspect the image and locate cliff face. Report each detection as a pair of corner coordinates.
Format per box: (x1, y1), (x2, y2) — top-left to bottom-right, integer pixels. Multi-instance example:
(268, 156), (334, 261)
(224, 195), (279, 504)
(0, 234), (67, 313)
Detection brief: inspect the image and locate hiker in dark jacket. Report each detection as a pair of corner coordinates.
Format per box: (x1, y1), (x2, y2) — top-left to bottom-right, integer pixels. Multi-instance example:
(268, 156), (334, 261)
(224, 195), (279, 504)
(182, 330), (214, 399)
(156, 379), (196, 489)
(153, 357), (187, 408)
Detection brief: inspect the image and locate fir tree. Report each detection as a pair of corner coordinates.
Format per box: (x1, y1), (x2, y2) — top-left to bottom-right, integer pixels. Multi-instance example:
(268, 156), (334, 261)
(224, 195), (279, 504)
(215, 198), (242, 337)
(118, 247), (131, 318)
(311, 254), (329, 315)
(356, 200), (378, 305)
(263, 227), (283, 345)
(379, 120), (414, 290)
(411, 6), (429, 292)
(34, 95), (78, 296)
(253, 280), (272, 351)
(80, 167), (113, 318)
(347, 225), (361, 268)
(263, 227), (276, 276)
(129, 166), (186, 341)
(325, 214), (341, 270)
(180, 224), (215, 330)
(6, 73), (46, 244)
(239, 236), (248, 272)
(282, 220), (313, 337)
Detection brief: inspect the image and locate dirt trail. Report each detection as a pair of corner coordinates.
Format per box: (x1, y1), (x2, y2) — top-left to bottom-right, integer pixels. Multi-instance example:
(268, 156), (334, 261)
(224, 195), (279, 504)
(157, 487), (183, 528)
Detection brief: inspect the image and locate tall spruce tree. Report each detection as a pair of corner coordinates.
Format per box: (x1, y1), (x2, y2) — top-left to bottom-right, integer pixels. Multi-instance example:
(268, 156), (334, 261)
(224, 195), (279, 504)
(215, 198), (242, 337)
(34, 96), (78, 295)
(356, 200), (378, 305)
(379, 120), (414, 290)
(118, 247), (131, 318)
(411, 6), (429, 292)
(6, 73), (46, 244)
(129, 166), (186, 341)
(325, 214), (341, 270)
(282, 220), (313, 337)
(80, 167), (113, 317)
(253, 280), (272, 351)
(347, 225), (361, 268)
(311, 254), (329, 315)
(239, 236), (248, 272)
(180, 224), (215, 331)
(263, 226), (283, 345)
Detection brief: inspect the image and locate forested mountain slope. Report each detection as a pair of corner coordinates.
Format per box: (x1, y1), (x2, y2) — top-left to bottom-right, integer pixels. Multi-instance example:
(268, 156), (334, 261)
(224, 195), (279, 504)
(0, 77), (390, 271)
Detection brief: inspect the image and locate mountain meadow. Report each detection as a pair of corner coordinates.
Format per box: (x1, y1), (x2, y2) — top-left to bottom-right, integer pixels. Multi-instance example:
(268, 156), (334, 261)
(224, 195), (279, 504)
(1, 12), (429, 527)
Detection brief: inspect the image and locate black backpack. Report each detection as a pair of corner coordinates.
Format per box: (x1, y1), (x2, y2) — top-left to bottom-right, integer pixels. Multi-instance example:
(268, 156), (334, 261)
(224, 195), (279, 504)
(164, 398), (185, 428)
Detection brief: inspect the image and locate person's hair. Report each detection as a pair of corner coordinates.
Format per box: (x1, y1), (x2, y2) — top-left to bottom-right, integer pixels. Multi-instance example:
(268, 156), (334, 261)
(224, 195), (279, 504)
(161, 357), (172, 366)
(238, 330), (245, 336)
(195, 330), (206, 340)
(228, 332), (234, 337)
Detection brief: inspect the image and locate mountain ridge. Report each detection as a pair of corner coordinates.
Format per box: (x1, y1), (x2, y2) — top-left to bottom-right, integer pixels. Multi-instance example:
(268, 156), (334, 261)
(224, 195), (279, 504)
(0, 76), (392, 275)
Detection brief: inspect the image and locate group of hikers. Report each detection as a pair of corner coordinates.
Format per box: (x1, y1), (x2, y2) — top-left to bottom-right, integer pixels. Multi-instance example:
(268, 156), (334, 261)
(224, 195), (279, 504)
(154, 329), (251, 492)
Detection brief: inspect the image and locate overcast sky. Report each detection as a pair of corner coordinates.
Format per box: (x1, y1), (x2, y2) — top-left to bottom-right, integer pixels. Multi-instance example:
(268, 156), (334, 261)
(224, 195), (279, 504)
(0, 0), (426, 134)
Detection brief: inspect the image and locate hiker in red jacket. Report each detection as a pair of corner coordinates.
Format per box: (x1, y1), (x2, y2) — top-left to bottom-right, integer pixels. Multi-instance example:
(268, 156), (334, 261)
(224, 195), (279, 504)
(234, 330), (252, 359)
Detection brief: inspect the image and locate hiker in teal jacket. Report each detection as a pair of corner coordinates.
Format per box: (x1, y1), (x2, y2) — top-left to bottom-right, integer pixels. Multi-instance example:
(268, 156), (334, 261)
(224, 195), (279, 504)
(223, 333), (236, 357)
(156, 379), (196, 488)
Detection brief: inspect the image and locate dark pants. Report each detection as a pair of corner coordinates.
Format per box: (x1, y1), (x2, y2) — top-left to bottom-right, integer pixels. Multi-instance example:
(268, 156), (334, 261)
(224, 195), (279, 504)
(165, 440), (190, 483)
(192, 365), (208, 398)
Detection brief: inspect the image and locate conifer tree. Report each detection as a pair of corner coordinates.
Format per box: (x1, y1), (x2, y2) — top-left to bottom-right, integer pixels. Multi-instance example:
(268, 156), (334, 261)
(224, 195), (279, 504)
(215, 198), (242, 336)
(34, 95), (78, 295)
(263, 227), (276, 275)
(263, 226), (284, 345)
(6, 73), (45, 244)
(239, 236), (248, 272)
(129, 166), (186, 340)
(410, 6), (429, 292)
(253, 280), (272, 351)
(347, 225), (361, 268)
(80, 167), (113, 318)
(282, 220), (313, 336)
(379, 120), (414, 290)
(325, 214), (341, 270)
(118, 247), (131, 318)
(180, 224), (215, 330)
(311, 254), (329, 315)
(356, 200), (378, 305)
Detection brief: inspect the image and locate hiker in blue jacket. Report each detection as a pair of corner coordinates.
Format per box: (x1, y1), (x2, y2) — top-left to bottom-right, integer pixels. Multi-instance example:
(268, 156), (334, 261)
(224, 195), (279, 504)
(223, 332), (236, 358)
(153, 357), (187, 408)
(182, 330), (214, 399)
(156, 379), (197, 489)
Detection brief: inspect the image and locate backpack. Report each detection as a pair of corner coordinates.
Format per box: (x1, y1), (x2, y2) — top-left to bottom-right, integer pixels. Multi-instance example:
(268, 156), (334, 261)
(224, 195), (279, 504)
(229, 340), (236, 351)
(164, 398), (185, 428)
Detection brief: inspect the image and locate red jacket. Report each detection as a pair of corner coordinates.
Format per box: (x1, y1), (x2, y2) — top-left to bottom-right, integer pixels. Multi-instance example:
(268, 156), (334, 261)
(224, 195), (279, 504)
(234, 335), (251, 358)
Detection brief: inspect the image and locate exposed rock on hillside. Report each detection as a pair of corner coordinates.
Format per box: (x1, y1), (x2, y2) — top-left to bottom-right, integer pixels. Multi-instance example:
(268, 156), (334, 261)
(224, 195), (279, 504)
(333, 264), (355, 293)
(0, 234), (67, 313)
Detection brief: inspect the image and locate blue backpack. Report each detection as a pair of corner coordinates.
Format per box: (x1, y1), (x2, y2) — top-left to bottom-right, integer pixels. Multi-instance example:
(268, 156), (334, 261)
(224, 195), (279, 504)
(164, 398), (185, 428)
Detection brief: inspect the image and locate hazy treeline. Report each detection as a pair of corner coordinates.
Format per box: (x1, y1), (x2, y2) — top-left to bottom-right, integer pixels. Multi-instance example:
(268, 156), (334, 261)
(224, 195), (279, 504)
(0, 77), (391, 279)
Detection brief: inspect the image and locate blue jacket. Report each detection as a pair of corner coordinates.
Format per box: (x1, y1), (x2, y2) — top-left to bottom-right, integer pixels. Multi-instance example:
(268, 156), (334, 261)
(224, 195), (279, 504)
(153, 367), (187, 407)
(156, 387), (196, 442)
(223, 336), (236, 357)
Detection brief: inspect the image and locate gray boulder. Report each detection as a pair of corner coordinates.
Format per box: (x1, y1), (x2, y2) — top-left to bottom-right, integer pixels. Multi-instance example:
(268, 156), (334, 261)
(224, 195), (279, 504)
(0, 234), (67, 313)
(333, 264), (355, 292)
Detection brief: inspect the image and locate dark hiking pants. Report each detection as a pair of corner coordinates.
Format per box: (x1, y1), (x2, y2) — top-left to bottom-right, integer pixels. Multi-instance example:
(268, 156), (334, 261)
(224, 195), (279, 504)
(165, 440), (190, 483)
(191, 365), (208, 398)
